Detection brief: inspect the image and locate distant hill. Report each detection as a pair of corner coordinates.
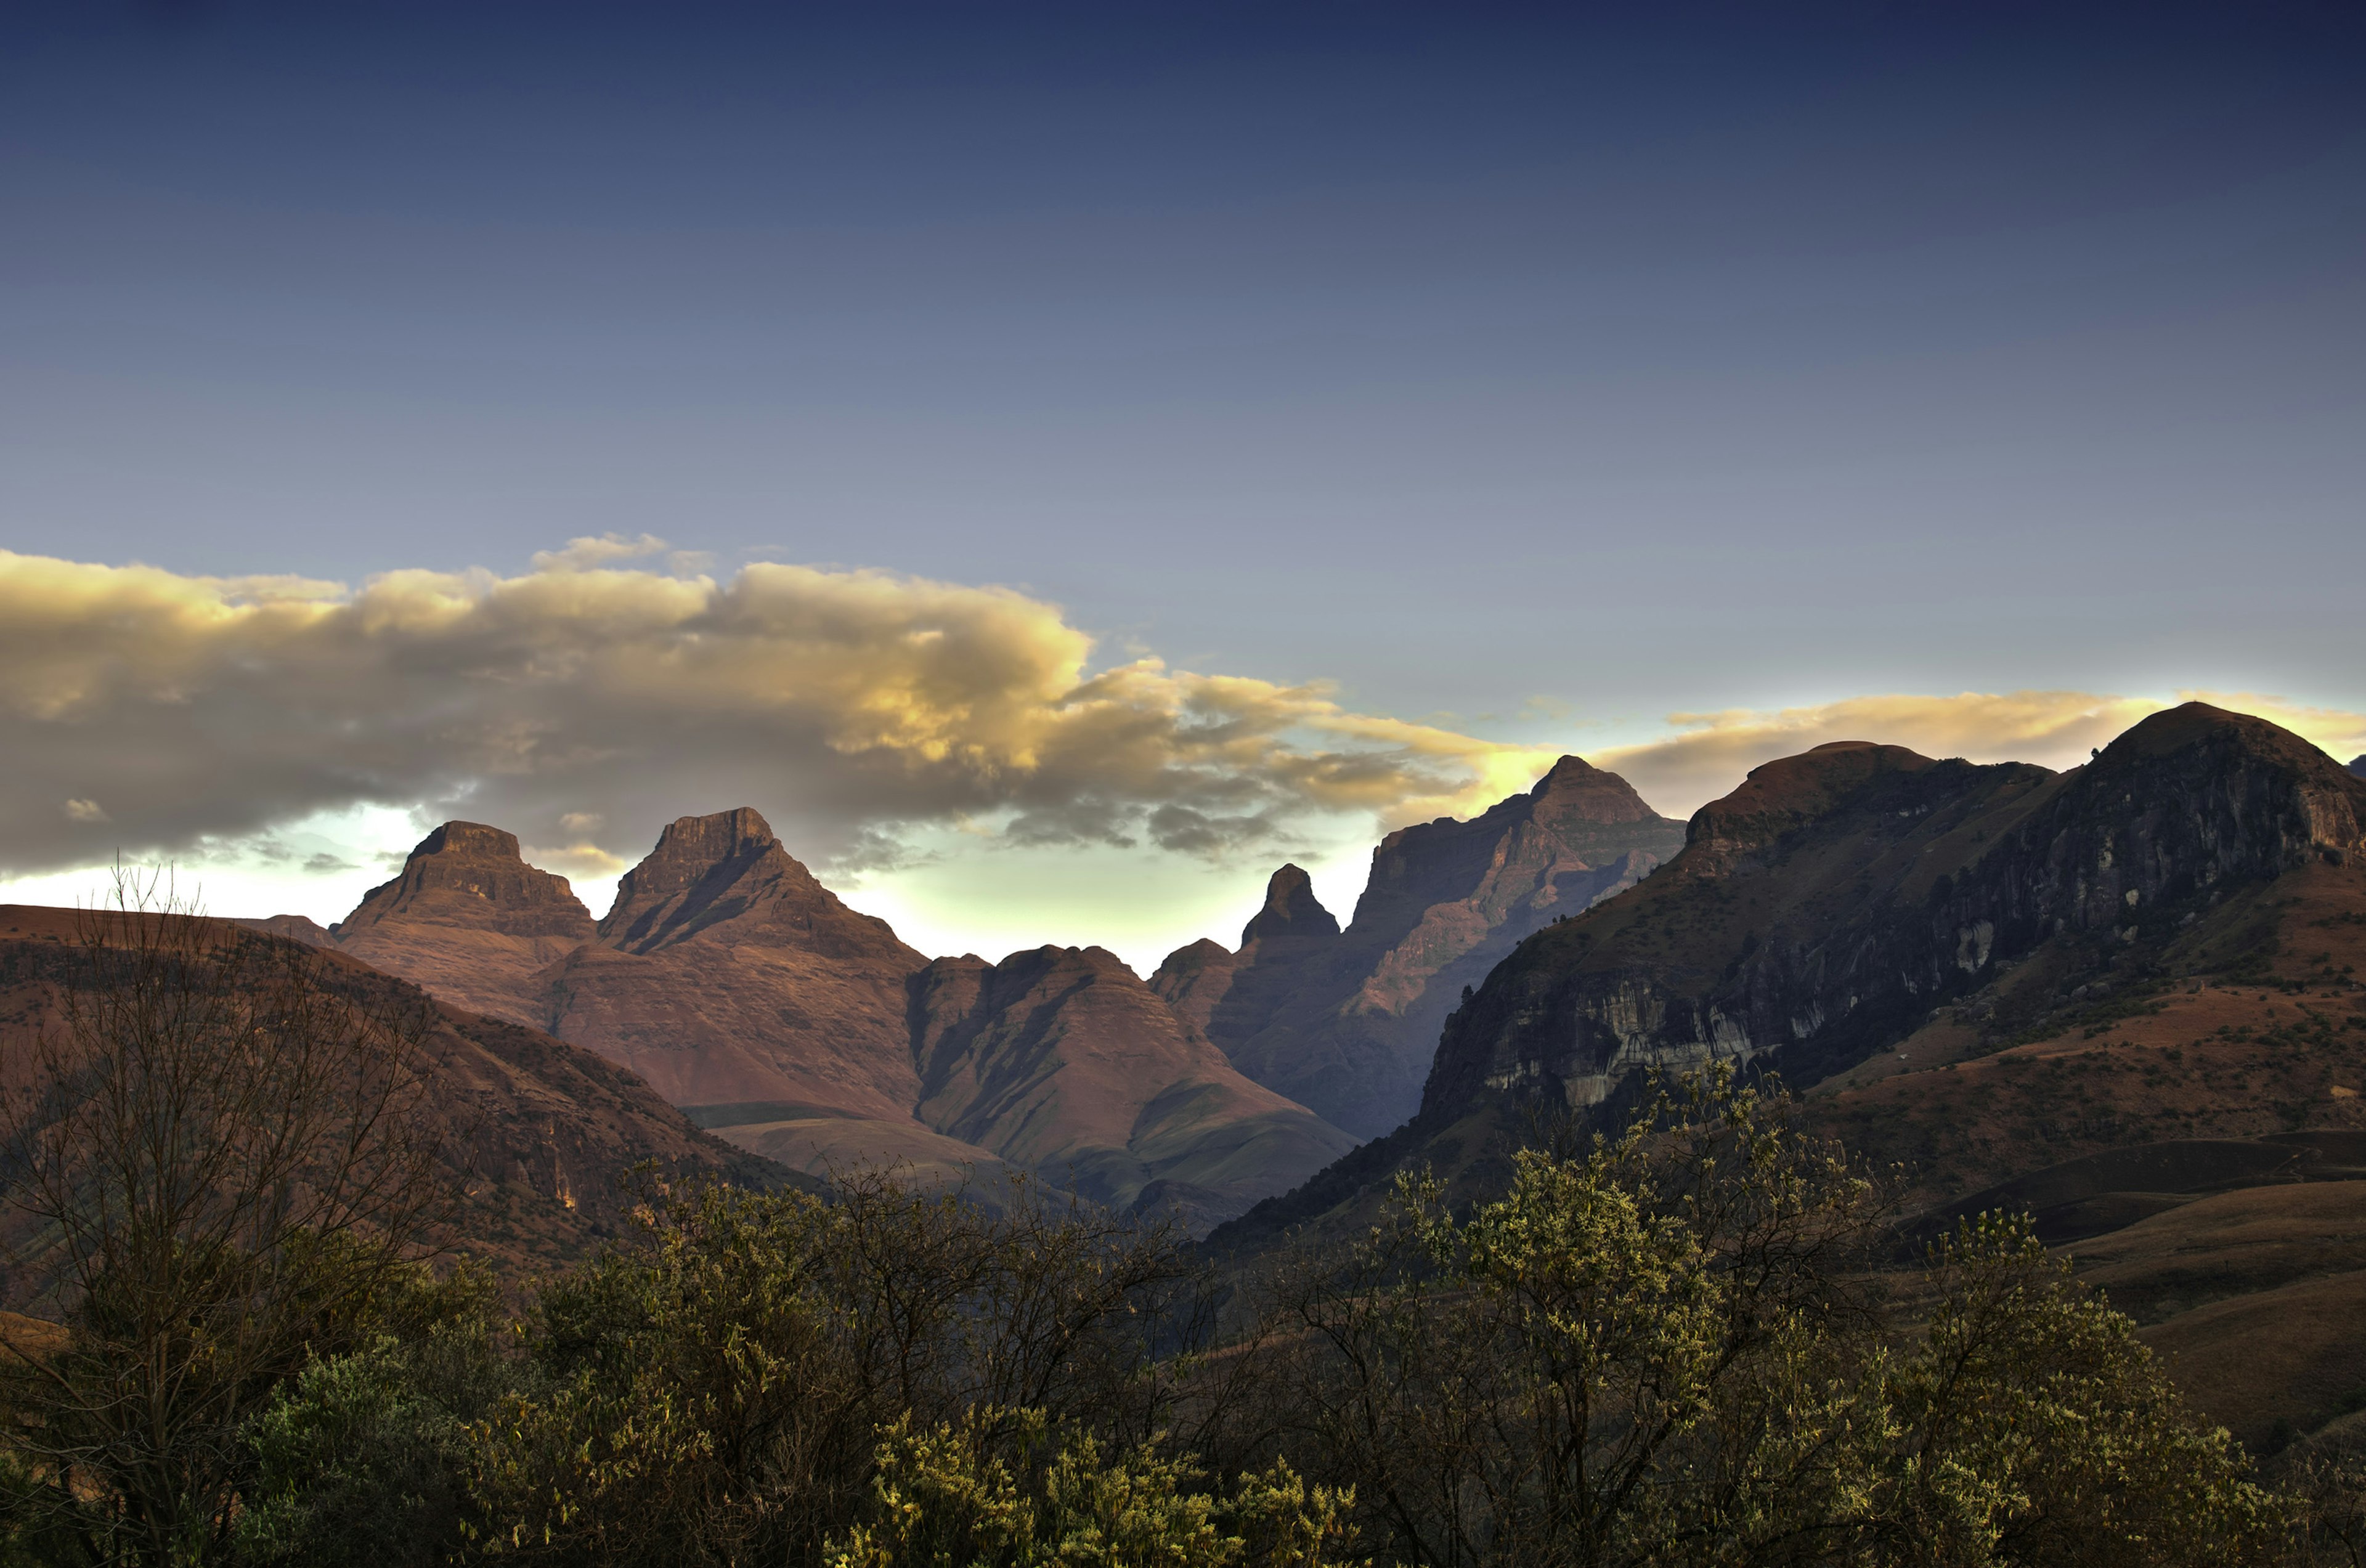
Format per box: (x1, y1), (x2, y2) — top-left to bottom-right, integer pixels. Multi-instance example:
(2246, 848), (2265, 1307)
(1150, 756), (1685, 1137)
(1206, 702), (2366, 1453)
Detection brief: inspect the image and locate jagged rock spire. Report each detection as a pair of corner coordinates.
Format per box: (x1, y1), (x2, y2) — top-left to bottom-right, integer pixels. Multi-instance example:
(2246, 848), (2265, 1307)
(1241, 864), (1340, 948)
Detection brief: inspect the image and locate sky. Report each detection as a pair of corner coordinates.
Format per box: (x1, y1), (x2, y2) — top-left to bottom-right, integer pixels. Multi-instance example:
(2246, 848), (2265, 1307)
(1, 2), (2362, 972)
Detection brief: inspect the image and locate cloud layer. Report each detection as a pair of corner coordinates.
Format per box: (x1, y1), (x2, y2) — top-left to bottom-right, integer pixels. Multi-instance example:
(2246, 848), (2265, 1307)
(7, 543), (2360, 888)
(0, 544), (1556, 877)
(1595, 690), (2366, 816)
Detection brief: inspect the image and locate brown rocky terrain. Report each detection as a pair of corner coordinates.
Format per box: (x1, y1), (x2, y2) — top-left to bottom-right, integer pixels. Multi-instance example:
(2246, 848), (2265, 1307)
(1206, 705), (2366, 1453)
(549, 808), (930, 1124)
(1152, 756), (1685, 1137)
(331, 821), (598, 1024)
(911, 944), (1356, 1230)
(0, 904), (780, 1283)
(278, 810), (1351, 1229)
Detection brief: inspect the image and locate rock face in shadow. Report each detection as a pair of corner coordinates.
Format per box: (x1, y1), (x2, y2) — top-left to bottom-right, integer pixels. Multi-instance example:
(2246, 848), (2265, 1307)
(911, 944), (1357, 1230)
(1215, 703), (2366, 1249)
(2350, 754), (2366, 779)
(1425, 707), (2366, 1137)
(1152, 757), (1685, 1138)
(1194, 705), (2366, 1454)
(332, 821), (598, 1024)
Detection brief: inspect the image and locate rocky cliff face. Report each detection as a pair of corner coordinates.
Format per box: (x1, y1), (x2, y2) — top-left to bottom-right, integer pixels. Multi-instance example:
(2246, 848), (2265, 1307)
(1423, 703), (2366, 1135)
(331, 821), (598, 1023)
(1211, 704), (2366, 1258)
(1152, 757), (1685, 1138)
(542, 808), (930, 1123)
(912, 944), (1356, 1229)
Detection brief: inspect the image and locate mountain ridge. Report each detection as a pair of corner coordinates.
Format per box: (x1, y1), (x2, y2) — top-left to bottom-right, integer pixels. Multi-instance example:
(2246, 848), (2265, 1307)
(1151, 754), (1686, 1135)
(1213, 702), (2366, 1248)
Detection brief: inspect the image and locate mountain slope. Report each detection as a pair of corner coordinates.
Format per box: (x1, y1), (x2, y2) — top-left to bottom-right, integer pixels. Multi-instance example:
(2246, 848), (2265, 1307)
(1205, 704), (2366, 1452)
(912, 944), (1356, 1229)
(0, 904), (780, 1280)
(543, 808), (930, 1124)
(1152, 756), (1684, 1137)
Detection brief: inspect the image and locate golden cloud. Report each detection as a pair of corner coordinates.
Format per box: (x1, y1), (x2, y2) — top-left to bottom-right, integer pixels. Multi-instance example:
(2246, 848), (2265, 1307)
(0, 545), (1551, 875)
(1591, 688), (2366, 816)
(8, 545), (2357, 878)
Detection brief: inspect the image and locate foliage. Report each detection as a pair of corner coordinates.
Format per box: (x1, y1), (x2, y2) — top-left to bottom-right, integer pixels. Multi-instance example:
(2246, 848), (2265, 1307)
(0, 903), (2334, 1568)
(1259, 1064), (2294, 1567)
(0, 878), (452, 1568)
(826, 1407), (1359, 1568)
(458, 1169), (1201, 1567)
(232, 1262), (509, 1568)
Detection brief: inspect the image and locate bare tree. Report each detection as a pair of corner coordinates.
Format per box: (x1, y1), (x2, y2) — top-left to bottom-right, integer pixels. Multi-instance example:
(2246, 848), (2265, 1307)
(0, 871), (454, 1567)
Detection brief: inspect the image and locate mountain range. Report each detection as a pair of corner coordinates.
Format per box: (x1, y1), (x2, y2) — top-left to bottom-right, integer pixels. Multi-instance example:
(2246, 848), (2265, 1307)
(312, 808), (1356, 1231)
(1151, 755), (1685, 1137)
(246, 749), (1686, 1231)
(1213, 702), (2366, 1455)
(11, 701), (2365, 1448)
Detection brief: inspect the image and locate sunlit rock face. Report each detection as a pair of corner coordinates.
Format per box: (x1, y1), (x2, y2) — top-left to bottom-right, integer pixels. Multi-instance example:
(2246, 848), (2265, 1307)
(331, 821), (598, 1025)
(314, 810), (1359, 1233)
(541, 808), (932, 1123)
(1152, 757), (1686, 1139)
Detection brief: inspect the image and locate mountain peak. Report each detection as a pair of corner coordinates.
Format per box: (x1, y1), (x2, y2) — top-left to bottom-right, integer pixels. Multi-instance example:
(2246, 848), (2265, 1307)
(599, 808), (921, 965)
(1242, 864), (1340, 948)
(2351, 754), (2366, 781)
(1686, 742), (1941, 864)
(2100, 701), (2350, 778)
(600, 808), (803, 953)
(416, 819), (527, 862)
(335, 819), (593, 940)
(1527, 754), (1662, 826)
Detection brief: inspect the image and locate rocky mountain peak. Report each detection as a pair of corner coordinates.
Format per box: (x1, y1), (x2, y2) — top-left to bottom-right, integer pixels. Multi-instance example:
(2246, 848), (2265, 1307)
(335, 820), (595, 941)
(625, 808), (779, 888)
(2071, 702), (2366, 870)
(1146, 938), (1238, 1036)
(1528, 754), (1659, 825)
(599, 808), (921, 964)
(1242, 864), (1340, 949)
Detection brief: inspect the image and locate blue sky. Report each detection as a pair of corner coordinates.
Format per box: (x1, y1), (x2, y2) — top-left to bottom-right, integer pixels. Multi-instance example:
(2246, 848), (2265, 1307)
(2, 2), (2361, 968)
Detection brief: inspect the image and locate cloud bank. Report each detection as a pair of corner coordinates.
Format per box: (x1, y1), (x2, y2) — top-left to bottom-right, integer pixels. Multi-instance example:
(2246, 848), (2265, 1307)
(7, 543), (2360, 888)
(0, 543), (1558, 877)
(1595, 689), (2366, 817)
